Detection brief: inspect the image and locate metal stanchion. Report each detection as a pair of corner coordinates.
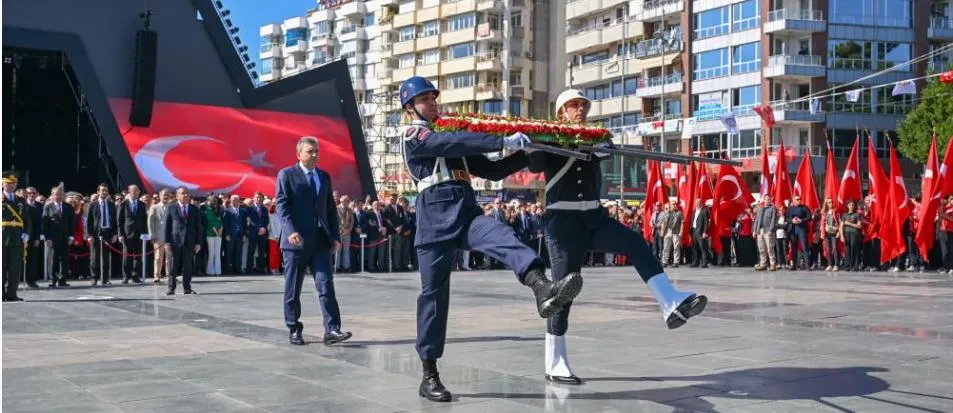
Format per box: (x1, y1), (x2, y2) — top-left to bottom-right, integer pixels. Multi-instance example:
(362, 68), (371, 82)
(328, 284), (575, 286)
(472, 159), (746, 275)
(99, 237), (104, 285)
(537, 235), (543, 255)
(44, 241), (50, 283)
(388, 237), (393, 273)
(141, 234), (150, 282)
(360, 234), (367, 273)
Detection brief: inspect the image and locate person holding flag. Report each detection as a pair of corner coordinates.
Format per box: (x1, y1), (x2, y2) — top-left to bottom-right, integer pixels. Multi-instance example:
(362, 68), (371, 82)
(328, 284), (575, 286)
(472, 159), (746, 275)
(526, 88), (707, 385)
(399, 76), (584, 402)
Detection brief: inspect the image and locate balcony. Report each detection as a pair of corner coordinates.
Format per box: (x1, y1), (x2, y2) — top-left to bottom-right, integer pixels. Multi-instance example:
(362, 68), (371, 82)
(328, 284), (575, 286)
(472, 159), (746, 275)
(440, 56), (476, 75)
(259, 23), (281, 37)
(637, 113), (683, 136)
(770, 100), (826, 123)
(338, 1), (367, 17)
(477, 0), (501, 11)
(589, 95), (641, 117)
(417, 61), (440, 78)
(310, 33), (336, 48)
(476, 24), (502, 42)
(476, 83), (503, 100)
(259, 43), (280, 59)
(636, 73), (683, 98)
(441, 28), (476, 46)
(566, 18), (644, 55)
(633, 38), (683, 60)
(283, 39), (308, 54)
(259, 70), (279, 83)
(339, 25), (367, 41)
(566, 0), (628, 21)
(282, 16), (307, 30)
(308, 8), (334, 23)
(418, 5), (440, 21)
(440, 86), (476, 104)
(393, 11), (415, 28)
(415, 34), (439, 50)
(377, 67), (393, 82)
(764, 9), (826, 34)
(441, 0), (477, 17)
(476, 52), (502, 71)
(631, 0), (684, 22)
(929, 18), (953, 41)
(393, 39), (416, 55)
(341, 51), (365, 65)
(379, 42), (394, 59)
(764, 54), (825, 79)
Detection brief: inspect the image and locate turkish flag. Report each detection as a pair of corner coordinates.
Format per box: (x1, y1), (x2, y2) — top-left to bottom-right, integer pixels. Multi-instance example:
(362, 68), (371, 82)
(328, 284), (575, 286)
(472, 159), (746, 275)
(679, 162), (697, 247)
(641, 160), (666, 240)
(712, 163), (755, 254)
(109, 98), (361, 198)
(866, 135), (890, 241)
(793, 153), (820, 212)
(940, 70), (953, 85)
(880, 142), (909, 264)
(837, 136), (862, 207)
(940, 137), (953, 198)
(916, 134), (941, 259)
(824, 143), (841, 212)
(772, 141), (792, 208)
(693, 161), (718, 252)
(753, 104), (776, 128)
(759, 143), (773, 198)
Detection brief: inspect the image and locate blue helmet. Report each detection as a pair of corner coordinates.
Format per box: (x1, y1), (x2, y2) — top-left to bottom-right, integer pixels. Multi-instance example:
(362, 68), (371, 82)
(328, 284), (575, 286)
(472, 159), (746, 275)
(399, 76), (439, 107)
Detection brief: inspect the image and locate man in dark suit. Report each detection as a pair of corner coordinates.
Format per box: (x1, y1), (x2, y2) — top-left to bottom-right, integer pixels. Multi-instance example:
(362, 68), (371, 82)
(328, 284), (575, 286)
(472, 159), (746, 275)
(369, 201), (388, 271)
(690, 199), (711, 268)
(222, 195), (247, 275)
(43, 186), (75, 287)
(351, 200), (368, 272)
(117, 184), (147, 284)
(164, 187), (202, 295)
(23, 187), (45, 288)
(515, 203), (536, 249)
(85, 183), (117, 286)
(383, 193), (406, 271)
(275, 136), (351, 346)
(2, 171), (32, 301)
(399, 197), (416, 270)
(246, 192), (269, 273)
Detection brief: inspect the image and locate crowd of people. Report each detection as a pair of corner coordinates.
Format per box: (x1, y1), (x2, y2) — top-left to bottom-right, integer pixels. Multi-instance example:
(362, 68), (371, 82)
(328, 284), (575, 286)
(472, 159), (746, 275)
(6, 179), (953, 291)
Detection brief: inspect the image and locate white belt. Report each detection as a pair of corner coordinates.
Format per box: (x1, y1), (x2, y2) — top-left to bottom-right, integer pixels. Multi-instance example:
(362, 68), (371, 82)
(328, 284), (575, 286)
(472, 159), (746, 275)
(415, 157), (470, 193)
(547, 200), (601, 211)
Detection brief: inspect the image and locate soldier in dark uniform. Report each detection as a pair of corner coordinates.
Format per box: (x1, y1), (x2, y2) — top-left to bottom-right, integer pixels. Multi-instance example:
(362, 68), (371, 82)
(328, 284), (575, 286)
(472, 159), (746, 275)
(528, 89), (708, 385)
(400, 76), (583, 402)
(2, 171), (33, 302)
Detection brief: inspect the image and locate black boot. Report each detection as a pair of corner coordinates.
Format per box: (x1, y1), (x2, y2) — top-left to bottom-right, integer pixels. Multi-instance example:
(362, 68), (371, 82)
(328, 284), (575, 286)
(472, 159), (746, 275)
(523, 267), (583, 318)
(419, 359), (451, 402)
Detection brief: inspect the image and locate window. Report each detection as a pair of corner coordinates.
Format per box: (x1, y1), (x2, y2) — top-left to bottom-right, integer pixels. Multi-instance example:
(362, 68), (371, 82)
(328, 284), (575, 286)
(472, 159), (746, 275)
(582, 51), (610, 65)
(827, 83), (871, 113)
(420, 49), (440, 65)
(877, 84), (914, 114)
(364, 12), (376, 26)
(421, 20), (439, 37)
(483, 100), (503, 114)
(878, 43), (911, 71)
(398, 53), (415, 68)
(733, 85), (761, 115)
(314, 21), (330, 35)
(693, 48), (729, 80)
(666, 100), (682, 116)
(261, 59), (273, 74)
(448, 13), (476, 31)
(828, 40), (872, 70)
(732, 42), (761, 74)
(829, 0), (912, 27)
(285, 28), (307, 46)
(447, 42), (474, 59)
(510, 71), (521, 85)
(731, 0), (760, 32)
(694, 92), (728, 120)
(584, 84), (610, 100)
(386, 111), (402, 127)
(399, 26), (415, 41)
(349, 65), (364, 79)
(510, 99), (521, 117)
(445, 73), (475, 89)
(694, 7), (729, 40)
(730, 129), (763, 158)
(510, 13), (523, 27)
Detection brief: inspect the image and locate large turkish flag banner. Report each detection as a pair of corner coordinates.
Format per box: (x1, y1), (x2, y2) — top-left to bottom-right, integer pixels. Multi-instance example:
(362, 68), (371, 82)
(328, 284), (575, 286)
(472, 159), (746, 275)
(109, 98), (362, 197)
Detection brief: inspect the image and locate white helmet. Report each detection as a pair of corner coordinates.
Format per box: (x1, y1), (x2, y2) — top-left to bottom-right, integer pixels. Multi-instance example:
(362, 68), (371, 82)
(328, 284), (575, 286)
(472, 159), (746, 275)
(554, 89), (590, 117)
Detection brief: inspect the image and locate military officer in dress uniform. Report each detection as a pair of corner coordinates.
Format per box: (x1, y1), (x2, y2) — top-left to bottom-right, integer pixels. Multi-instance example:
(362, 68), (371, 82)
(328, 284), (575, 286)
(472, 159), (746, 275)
(527, 89), (708, 385)
(2, 171), (33, 302)
(400, 76), (583, 402)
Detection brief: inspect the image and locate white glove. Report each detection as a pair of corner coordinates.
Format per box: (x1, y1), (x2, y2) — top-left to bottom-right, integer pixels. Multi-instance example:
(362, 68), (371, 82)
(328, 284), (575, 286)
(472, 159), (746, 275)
(140, 234), (151, 241)
(68, 236), (74, 242)
(593, 142), (612, 158)
(21, 233), (29, 243)
(502, 132), (531, 151)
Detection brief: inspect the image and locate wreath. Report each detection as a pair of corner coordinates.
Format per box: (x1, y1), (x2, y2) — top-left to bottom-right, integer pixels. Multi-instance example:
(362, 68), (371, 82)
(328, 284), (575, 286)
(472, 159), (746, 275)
(432, 113), (612, 147)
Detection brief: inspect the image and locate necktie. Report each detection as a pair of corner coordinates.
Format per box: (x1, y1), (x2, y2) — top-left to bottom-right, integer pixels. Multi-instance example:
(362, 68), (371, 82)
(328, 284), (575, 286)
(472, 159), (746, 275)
(131, 201), (137, 215)
(101, 201), (109, 229)
(182, 204), (187, 219)
(307, 171), (318, 196)
(57, 203), (62, 214)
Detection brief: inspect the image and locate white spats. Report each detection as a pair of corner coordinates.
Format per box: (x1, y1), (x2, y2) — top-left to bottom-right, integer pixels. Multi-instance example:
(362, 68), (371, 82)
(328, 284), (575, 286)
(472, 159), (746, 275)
(646, 273), (695, 321)
(545, 333), (574, 378)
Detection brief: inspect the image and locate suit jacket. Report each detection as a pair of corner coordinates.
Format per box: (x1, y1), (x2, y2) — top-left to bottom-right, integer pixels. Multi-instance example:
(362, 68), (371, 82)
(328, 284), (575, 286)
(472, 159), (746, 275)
(382, 203), (403, 235)
(26, 202), (43, 241)
(247, 203), (269, 237)
(690, 206), (710, 235)
(222, 205), (248, 239)
(353, 209), (368, 239)
(663, 210), (684, 237)
(117, 199), (148, 240)
(164, 202), (202, 248)
(367, 208), (384, 240)
(43, 201), (75, 243)
(274, 164), (339, 251)
(147, 203), (168, 243)
(402, 209), (416, 236)
(753, 205), (778, 233)
(2, 194), (32, 247)
(515, 212), (535, 240)
(85, 198), (118, 239)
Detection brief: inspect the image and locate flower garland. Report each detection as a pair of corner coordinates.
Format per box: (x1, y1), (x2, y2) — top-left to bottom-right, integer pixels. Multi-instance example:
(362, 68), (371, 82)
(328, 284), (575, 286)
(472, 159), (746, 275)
(431, 113), (612, 147)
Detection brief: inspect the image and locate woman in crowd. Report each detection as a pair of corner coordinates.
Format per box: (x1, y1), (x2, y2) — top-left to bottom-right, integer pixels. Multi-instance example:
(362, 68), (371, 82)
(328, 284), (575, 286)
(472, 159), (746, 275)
(204, 196), (224, 276)
(775, 204), (790, 269)
(735, 207), (756, 267)
(840, 200), (863, 271)
(68, 193), (89, 280)
(267, 199), (282, 274)
(821, 199), (840, 272)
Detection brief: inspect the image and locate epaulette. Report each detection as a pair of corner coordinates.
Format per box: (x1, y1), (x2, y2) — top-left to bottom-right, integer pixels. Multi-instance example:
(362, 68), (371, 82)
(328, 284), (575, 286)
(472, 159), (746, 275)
(403, 125), (432, 141)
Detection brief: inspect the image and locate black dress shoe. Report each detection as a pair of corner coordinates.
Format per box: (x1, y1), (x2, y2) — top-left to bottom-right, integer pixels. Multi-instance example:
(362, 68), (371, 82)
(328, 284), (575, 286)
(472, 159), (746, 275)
(290, 328), (305, 345)
(27, 282), (40, 289)
(122, 279), (130, 285)
(184, 290), (197, 295)
(545, 374), (583, 385)
(524, 268), (583, 318)
(419, 359), (451, 402)
(4, 296), (24, 302)
(132, 278), (143, 284)
(667, 294), (708, 330)
(58, 280), (70, 287)
(165, 291), (174, 296)
(323, 330), (352, 345)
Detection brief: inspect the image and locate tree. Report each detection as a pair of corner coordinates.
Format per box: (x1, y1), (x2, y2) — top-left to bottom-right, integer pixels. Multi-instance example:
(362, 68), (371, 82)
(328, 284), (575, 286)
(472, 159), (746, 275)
(898, 74), (953, 162)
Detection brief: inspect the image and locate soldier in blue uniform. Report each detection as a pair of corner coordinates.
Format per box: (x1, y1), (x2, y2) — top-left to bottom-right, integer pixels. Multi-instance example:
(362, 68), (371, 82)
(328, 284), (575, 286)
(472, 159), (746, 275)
(2, 171), (32, 302)
(529, 89), (708, 385)
(400, 76), (583, 402)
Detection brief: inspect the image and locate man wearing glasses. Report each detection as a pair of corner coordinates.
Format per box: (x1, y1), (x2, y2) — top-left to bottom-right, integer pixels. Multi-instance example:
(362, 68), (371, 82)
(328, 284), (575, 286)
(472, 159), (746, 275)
(23, 187), (45, 288)
(786, 195), (812, 270)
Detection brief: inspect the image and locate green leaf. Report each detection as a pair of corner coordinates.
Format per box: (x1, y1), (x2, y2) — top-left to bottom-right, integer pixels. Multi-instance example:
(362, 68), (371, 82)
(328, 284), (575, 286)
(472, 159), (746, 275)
(897, 75), (953, 162)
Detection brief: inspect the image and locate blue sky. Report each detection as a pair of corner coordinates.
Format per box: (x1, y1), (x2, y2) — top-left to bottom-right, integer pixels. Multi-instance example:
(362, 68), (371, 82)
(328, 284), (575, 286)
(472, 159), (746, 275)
(220, 0), (315, 81)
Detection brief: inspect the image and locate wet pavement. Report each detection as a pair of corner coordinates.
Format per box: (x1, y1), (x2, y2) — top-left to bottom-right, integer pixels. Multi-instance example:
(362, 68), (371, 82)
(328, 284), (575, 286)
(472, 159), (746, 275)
(3, 267), (952, 412)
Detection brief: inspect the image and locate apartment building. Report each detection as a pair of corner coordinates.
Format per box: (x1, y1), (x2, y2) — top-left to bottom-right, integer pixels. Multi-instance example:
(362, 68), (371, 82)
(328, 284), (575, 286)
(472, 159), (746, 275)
(566, 0), (953, 198)
(259, 0), (562, 197)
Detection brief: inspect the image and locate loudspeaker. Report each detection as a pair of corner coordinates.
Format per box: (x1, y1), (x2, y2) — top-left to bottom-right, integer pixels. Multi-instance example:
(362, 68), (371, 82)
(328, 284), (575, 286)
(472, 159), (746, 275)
(129, 29), (158, 127)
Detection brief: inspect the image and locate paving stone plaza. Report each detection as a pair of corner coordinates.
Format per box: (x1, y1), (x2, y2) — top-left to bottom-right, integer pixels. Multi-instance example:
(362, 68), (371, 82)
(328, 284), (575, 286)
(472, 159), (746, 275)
(3, 267), (952, 412)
